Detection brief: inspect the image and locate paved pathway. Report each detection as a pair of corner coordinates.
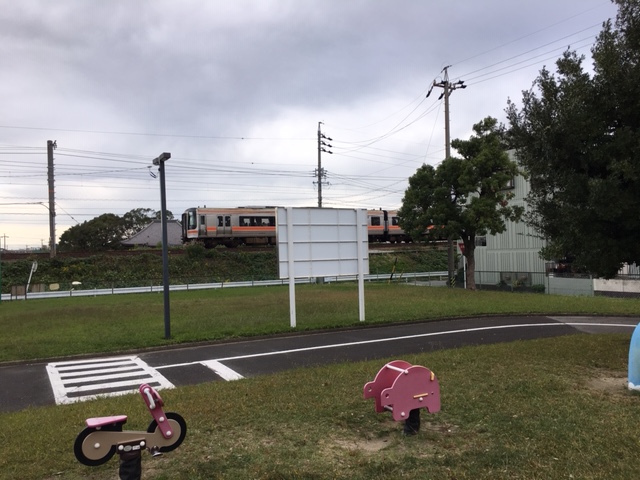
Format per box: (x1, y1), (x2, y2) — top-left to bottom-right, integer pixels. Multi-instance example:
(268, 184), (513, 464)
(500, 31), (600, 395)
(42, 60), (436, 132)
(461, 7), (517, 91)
(0, 315), (636, 413)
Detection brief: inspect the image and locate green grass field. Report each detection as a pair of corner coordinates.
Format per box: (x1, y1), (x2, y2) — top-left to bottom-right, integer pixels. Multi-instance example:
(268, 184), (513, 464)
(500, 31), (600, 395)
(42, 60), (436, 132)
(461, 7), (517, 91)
(1, 284), (639, 479)
(1, 282), (639, 362)
(0, 334), (638, 479)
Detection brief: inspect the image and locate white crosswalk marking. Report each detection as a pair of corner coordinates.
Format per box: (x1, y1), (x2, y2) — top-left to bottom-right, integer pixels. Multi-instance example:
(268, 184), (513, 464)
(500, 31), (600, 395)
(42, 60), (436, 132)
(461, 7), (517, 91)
(46, 356), (174, 405)
(200, 360), (244, 381)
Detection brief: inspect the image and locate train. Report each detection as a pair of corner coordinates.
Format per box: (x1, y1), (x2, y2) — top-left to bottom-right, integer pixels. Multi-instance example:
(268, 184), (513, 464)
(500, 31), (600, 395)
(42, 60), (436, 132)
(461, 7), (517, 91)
(181, 206), (411, 248)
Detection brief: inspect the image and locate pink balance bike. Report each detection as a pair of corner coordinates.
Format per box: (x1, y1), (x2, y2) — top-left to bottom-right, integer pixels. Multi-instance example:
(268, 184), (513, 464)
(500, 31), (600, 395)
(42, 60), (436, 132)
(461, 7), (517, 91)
(74, 383), (187, 466)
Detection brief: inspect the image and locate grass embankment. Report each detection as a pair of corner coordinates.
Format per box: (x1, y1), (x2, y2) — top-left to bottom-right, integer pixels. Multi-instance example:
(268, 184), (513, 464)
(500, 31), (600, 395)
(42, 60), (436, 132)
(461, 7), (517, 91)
(0, 247), (448, 291)
(1, 334), (638, 479)
(1, 283), (639, 362)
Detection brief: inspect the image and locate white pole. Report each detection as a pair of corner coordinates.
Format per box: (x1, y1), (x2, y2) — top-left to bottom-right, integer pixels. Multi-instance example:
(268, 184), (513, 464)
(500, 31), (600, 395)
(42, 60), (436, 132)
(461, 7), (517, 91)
(463, 251), (467, 289)
(356, 209), (366, 322)
(286, 207), (297, 328)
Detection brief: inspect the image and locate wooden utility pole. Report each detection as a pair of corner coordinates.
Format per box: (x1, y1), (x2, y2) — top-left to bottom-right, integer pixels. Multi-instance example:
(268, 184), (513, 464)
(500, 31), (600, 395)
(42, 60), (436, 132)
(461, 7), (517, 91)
(430, 66), (466, 287)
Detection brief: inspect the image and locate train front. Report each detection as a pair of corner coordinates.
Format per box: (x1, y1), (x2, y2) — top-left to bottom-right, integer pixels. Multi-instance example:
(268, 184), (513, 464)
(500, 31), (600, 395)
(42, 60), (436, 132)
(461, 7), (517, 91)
(181, 208), (199, 244)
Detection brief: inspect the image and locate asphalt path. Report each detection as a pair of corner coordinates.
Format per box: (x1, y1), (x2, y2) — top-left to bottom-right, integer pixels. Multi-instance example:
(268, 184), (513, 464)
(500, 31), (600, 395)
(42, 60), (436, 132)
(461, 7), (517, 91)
(1, 315), (637, 413)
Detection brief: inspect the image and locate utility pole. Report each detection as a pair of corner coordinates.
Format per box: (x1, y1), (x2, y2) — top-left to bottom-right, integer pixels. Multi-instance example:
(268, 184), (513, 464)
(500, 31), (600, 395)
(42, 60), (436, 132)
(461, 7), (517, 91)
(316, 122), (332, 207)
(429, 66), (466, 287)
(153, 152), (172, 339)
(47, 140), (57, 258)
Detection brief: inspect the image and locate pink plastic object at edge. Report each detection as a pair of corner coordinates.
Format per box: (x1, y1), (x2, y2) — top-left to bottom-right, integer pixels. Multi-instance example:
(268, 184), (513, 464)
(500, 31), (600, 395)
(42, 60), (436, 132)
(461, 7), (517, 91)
(363, 360), (441, 422)
(139, 383), (173, 439)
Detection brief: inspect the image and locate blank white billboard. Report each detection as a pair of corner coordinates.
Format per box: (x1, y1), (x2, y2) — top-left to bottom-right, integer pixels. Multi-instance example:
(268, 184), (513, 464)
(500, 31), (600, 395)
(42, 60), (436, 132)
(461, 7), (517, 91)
(276, 207), (369, 279)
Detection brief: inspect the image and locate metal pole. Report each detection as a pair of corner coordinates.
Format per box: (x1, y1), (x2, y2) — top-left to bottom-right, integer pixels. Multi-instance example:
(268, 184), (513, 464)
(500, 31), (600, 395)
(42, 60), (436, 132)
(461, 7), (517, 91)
(47, 140), (57, 258)
(153, 152), (171, 339)
(317, 122), (322, 207)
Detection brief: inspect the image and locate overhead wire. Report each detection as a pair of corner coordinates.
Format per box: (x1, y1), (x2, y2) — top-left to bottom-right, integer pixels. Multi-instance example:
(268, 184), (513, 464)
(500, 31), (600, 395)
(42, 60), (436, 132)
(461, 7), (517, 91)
(1, 3), (616, 244)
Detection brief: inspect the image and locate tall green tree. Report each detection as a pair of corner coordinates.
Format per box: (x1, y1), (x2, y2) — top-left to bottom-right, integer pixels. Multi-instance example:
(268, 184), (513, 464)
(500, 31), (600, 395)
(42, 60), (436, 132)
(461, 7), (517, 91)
(506, 0), (640, 278)
(59, 213), (126, 251)
(399, 117), (522, 289)
(58, 208), (173, 252)
(122, 208), (173, 239)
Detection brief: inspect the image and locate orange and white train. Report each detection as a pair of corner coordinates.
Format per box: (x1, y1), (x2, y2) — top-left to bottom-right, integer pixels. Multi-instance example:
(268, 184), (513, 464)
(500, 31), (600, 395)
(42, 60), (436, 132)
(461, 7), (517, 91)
(181, 207), (411, 248)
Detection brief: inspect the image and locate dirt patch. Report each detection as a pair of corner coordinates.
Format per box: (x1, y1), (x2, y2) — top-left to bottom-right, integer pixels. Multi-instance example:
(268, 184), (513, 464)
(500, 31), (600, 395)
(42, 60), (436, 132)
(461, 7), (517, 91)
(334, 437), (390, 453)
(422, 421), (458, 434)
(585, 373), (628, 394)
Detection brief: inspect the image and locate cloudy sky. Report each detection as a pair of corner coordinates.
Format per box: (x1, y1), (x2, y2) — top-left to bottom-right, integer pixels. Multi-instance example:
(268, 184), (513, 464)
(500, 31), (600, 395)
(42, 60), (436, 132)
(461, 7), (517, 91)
(0, 0), (618, 250)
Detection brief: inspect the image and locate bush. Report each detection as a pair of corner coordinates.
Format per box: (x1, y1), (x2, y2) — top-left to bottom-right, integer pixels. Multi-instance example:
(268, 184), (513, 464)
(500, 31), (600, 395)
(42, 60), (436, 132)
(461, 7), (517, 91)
(185, 242), (206, 259)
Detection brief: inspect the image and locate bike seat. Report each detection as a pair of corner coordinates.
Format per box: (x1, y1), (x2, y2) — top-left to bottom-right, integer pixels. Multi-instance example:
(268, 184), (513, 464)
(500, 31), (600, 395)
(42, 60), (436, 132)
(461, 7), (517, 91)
(86, 415), (128, 428)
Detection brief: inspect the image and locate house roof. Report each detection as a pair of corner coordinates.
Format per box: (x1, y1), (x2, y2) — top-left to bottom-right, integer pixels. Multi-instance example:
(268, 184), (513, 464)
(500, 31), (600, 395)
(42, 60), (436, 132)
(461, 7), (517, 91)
(122, 219), (183, 247)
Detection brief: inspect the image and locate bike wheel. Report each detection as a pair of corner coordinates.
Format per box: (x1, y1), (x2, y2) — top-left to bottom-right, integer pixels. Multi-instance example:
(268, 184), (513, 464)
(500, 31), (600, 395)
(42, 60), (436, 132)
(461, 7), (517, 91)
(73, 424), (121, 466)
(147, 412), (187, 452)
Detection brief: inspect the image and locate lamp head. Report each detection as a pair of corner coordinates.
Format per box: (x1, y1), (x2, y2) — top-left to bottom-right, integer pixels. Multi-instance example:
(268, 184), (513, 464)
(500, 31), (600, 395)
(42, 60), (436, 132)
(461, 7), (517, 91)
(153, 152), (171, 165)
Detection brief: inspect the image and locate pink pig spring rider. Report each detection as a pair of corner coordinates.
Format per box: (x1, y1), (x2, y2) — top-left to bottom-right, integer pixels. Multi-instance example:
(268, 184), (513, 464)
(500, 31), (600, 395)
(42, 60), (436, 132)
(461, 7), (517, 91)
(363, 360), (440, 435)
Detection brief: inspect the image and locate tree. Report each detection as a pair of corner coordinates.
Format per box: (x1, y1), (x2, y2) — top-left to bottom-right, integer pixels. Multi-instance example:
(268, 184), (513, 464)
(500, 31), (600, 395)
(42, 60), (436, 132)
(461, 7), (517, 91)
(59, 213), (127, 251)
(58, 208), (175, 252)
(122, 208), (173, 239)
(506, 0), (640, 278)
(399, 117), (522, 289)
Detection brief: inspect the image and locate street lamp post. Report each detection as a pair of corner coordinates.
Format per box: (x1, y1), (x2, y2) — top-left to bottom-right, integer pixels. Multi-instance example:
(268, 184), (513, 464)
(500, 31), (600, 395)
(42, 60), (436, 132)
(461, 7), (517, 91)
(153, 152), (171, 339)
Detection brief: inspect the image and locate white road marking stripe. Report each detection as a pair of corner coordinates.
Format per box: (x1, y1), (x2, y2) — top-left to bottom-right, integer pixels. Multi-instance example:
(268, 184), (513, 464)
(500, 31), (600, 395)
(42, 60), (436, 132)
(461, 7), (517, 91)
(201, 360), (244, 381)
(156, 322), (636, 369)
(55, 358), (137, 371)
(66, 378), (155, 393)
(62, 369), (152, 384)
(59, 365), (141, 378)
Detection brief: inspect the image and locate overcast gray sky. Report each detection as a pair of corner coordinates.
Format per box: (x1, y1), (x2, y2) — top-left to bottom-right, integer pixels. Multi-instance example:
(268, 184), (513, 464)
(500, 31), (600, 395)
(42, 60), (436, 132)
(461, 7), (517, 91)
(0, 0), (618, 250)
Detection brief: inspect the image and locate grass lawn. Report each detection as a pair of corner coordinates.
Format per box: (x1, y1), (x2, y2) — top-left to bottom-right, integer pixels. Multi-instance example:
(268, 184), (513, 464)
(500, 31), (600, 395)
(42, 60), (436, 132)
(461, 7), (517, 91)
(1, 283), (639, 479)
(0, 334), (638, 479)
(1, 282), (639, 362)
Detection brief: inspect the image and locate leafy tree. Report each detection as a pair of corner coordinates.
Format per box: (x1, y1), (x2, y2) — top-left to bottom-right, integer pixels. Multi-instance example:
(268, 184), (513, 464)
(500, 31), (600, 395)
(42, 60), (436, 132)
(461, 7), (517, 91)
(58, 208), (175, 252)
(506, 0), (640, 278)
(399, 117), (522, 289)
(59, 213), (126, 251)
(122, 208), (173, 238)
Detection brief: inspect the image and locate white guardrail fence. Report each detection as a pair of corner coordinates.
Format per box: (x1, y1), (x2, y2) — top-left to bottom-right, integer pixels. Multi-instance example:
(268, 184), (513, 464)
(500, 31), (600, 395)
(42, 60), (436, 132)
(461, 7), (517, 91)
(1, 272), (449, 301)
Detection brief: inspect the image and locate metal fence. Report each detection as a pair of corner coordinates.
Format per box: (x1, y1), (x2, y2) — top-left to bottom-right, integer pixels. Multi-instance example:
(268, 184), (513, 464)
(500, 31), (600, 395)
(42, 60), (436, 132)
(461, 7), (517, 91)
(5, 270), (640, 302)
(1, 271), (450, 301)
(464, 271), (547, 293)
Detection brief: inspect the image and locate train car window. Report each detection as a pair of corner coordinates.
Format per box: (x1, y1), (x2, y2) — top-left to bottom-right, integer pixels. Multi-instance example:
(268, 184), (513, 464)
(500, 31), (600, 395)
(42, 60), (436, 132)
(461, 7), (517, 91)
(199, 215), (206, 226)
(188, 212), (197, 229)
(391, 217), (399, 226)
(239, 215), (274, 227)
(371, 217), (381, 226)
(225, 216), (231, 227)
(218, 216), (223, 227)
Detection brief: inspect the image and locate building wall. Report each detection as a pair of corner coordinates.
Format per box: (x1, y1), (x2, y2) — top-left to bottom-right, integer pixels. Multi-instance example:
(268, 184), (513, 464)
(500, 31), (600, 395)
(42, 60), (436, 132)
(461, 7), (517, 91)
(471, 151), (639, 295)
(473, 151), (546, 275)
